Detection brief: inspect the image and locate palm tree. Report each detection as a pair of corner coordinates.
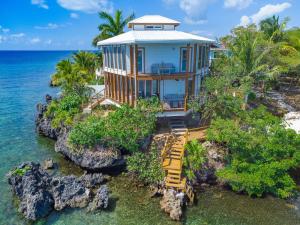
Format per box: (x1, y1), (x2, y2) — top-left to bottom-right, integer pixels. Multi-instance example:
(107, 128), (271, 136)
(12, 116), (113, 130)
(92, 10), (135, 47)
(259, 15), (289, 42)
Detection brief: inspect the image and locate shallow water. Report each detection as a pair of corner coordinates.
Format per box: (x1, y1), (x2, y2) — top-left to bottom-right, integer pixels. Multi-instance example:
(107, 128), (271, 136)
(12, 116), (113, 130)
(0, 51), (299, 225)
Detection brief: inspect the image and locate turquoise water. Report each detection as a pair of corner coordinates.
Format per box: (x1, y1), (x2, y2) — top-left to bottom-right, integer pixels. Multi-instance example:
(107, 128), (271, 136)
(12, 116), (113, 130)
(0, 51), (299, 225)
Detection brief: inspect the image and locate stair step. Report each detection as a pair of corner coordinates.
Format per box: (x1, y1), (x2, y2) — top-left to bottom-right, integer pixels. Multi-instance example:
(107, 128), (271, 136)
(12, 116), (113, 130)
(168, 170), (181, 174)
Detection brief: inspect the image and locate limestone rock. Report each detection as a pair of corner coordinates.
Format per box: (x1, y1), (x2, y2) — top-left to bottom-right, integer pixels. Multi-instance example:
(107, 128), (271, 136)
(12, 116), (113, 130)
(160, 189), (185, 221)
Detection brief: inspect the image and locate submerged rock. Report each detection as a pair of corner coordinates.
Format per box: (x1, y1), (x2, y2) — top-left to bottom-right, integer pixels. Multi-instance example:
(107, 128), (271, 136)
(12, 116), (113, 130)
(88, 185), (109, 211)
(7, 162), (109, 221)
(43, 158), (55, 170)
(55, 129), (125, 171)
(51, 175), (91, 210)
(160, 189), (185, 221)
(80, 172), (105, 188)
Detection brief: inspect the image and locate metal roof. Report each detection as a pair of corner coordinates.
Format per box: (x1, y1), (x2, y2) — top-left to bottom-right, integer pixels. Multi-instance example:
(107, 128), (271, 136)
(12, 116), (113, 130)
(97, 30), (215, 46)
(128, 15), (180, 28)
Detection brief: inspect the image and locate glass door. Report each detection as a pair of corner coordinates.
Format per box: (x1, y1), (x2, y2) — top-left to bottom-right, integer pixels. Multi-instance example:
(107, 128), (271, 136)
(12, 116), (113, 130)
(180, 47), (192, 72)
(138, 48), (145, 73)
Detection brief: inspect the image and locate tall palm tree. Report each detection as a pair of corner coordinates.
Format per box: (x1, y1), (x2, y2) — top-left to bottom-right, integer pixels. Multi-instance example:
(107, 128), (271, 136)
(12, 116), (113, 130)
(259, 15), (289, 42)
(92, 10), (135, 47)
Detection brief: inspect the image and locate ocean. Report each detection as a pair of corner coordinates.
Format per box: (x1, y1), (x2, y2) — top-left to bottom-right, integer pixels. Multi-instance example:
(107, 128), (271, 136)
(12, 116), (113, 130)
(0, 51), (299, 225)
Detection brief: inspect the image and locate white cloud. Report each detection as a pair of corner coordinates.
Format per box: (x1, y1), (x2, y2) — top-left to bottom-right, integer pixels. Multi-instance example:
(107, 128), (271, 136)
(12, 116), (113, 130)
(45, 39), (52, 45)
(2, 28), (10, 33)
(163, 0), (215, 24)
(31, 0), (49, 9)
(180, 0), (215, 23)
(191, 30), (213, 37)
(0, 35), (4, 43)
(10, 33), (25, 38)
(239, 15), (251, 26)
(224, 0), (253, 9)
(57, 0), (113, 13)
(34, 23), (59, 30)
(185, 18), (208, 25)
(70, 13), (79, 19)
(30, 38), (41, 44)
(239, 2), (291, 26)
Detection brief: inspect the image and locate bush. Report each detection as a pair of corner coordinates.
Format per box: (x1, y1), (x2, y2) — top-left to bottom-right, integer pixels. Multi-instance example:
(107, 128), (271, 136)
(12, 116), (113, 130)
(46, 93), (83, 128)
(127, 146), (164, 184)
(68, 98), (160, 152)
(184, 139), (207, 180)
(207, 106), (300, 198)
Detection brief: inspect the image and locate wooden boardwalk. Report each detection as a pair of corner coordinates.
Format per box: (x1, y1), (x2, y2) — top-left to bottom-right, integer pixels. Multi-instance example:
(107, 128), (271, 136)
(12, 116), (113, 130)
(161, 119), (195, 203)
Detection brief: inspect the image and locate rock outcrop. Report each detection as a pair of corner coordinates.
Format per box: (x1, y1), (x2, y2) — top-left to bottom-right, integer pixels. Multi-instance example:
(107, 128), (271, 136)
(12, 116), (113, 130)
(7, 162), (109, 221)
(195, 141), (227, 185)
(55, 129), (125, 171)
(35, 95), (61, 140)
(160, 189), (185, 221)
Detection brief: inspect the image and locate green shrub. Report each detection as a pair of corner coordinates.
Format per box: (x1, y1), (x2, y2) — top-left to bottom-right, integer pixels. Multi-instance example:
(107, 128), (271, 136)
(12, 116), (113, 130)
(46, 93), (83, 128)
(68, 98), (160, 152)
(184, 139), (207, 180)
(127, 146), (164, 184)
(207, 106), (300, 198)
(12, 165), (31, 176)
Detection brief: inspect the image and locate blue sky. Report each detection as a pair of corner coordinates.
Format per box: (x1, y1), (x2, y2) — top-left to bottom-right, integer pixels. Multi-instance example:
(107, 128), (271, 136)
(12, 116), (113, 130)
(0, 0), (299, 50)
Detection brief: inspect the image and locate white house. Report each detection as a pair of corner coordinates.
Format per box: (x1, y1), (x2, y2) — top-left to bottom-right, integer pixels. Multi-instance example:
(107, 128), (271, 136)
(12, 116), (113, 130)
(97, 15), (215, 116)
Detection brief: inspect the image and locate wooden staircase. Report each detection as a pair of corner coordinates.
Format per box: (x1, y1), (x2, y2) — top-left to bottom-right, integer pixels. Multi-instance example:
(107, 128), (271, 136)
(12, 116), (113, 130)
(161, 119), (195, 203)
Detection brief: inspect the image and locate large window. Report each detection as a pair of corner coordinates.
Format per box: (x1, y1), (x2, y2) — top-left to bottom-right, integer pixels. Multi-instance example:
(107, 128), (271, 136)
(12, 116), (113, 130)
(197, 45), (207, 70)
(137, 48), (144, 73)
(104, 45), (127, 72)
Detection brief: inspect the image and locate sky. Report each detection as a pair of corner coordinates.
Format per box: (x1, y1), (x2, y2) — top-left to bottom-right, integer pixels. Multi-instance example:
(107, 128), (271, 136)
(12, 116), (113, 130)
(0, 0), (299, 50)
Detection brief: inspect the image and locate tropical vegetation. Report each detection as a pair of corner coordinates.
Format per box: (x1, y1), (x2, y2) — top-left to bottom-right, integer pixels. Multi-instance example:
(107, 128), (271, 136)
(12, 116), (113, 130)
(68, 98), (161, 153)
(92, 10), (135, 47)
(127, 146), (164, 184)
(207, 106), (300, 198)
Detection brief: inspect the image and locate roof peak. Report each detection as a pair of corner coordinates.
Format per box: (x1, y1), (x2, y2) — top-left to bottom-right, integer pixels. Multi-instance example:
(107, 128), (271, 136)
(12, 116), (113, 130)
(128, 15), (180, 28)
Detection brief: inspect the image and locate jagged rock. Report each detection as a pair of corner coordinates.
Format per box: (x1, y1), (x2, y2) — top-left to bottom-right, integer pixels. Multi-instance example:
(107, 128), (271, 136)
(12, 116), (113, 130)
(7, 162), (54, 220)
(43, 158), (55, 170)
(80, 172), (105, 188)
(35, 95), (61, 140)
(195, 141), (227, 185)
(7, 162), (110, 221)
(160, 189), (185, 221)
(51, 175), (91, 211)
(88, 185), (109, 211)
(55, 130), (125, 170)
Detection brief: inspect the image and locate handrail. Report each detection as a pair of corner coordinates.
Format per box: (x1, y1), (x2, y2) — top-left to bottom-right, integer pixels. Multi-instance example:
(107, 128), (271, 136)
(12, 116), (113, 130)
(188, 126), (209, 132)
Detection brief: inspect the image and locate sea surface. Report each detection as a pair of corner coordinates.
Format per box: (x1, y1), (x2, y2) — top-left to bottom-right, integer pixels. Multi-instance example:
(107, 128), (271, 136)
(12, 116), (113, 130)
(0, 51), (300, 225)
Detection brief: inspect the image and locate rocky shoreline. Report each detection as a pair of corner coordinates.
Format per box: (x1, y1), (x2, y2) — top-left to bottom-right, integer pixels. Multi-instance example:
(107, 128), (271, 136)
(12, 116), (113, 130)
(7, 161), (109, 221)
(35, 95), (126, 171)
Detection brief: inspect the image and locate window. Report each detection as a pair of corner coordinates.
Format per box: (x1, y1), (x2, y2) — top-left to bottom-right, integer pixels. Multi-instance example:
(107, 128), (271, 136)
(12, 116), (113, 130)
(137, 48), (144, 73)
(109, 46), (113, 68)
(113, 46), (118, 69)
(122, 45), (126, 71)
(145, 25), (163, 30)
(181, 48), (187, 72)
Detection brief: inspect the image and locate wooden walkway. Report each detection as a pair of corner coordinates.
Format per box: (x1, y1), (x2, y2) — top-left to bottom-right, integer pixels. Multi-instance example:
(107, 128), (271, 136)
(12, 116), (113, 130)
(161, 119), (195, 203)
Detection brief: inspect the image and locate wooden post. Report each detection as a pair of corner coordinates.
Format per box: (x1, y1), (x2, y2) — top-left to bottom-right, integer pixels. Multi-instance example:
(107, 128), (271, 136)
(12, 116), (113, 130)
(126, 77), (130, 104)
(134, 44), (138, 107)
(104, 72), (107, 97)
(131, 78), (135, 107)
(122, 76), (125, 103)
(117, 75), (122, 102)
